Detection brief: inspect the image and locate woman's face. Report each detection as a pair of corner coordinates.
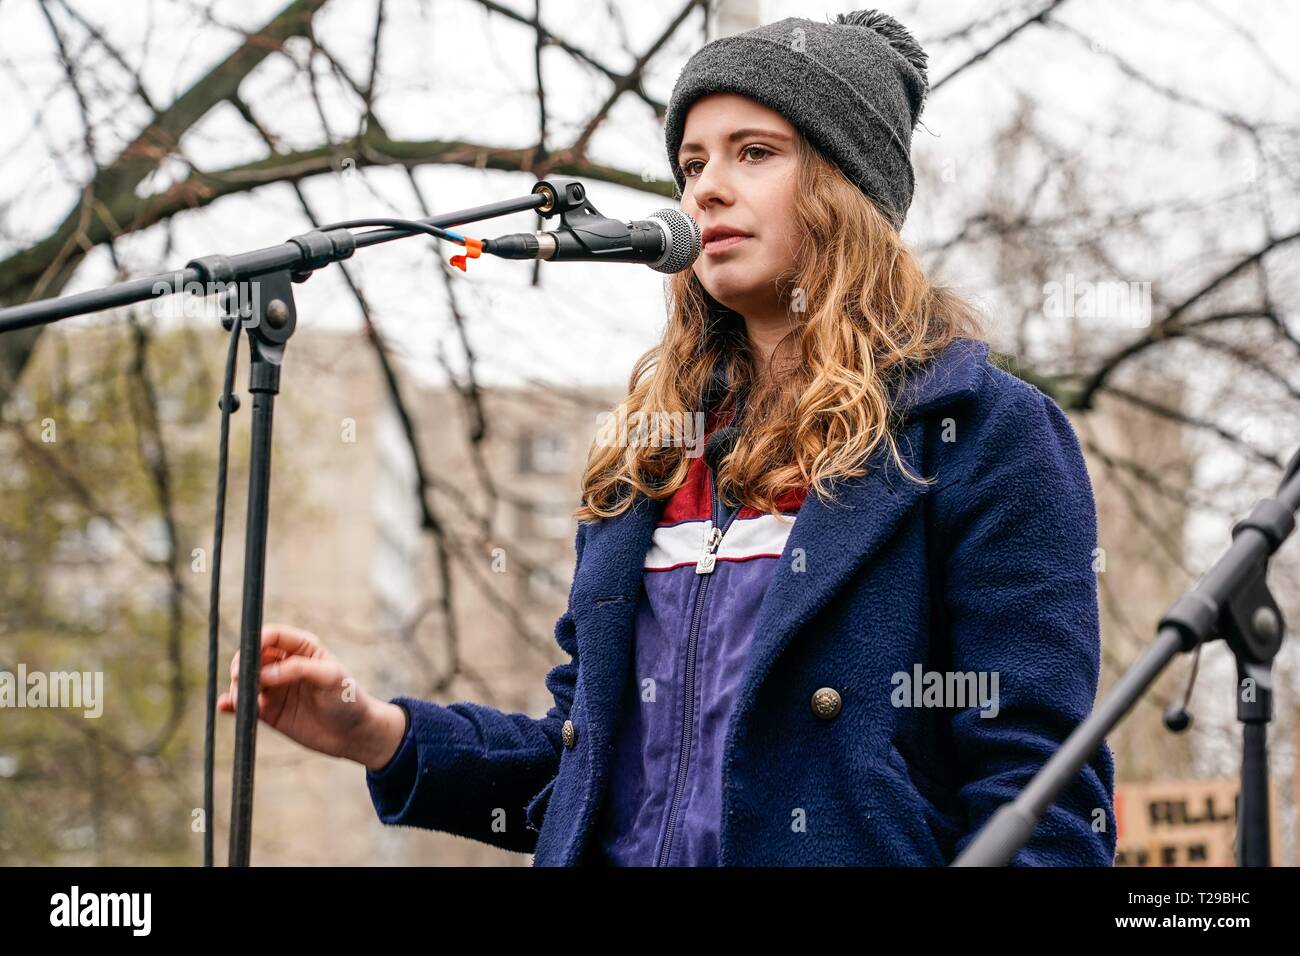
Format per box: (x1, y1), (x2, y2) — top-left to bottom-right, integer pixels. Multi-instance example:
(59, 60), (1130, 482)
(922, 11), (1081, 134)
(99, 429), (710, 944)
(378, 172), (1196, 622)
(677, 93), (801, 322)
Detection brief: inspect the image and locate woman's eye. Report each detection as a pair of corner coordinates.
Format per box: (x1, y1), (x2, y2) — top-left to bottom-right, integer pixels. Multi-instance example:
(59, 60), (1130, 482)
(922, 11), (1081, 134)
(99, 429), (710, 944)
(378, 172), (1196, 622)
(679, 146), (770, 178)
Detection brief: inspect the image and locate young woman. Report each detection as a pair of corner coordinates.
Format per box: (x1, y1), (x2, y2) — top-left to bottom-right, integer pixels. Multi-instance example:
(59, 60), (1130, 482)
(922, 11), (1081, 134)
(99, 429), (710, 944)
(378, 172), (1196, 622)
(220, 10), (1116, 866)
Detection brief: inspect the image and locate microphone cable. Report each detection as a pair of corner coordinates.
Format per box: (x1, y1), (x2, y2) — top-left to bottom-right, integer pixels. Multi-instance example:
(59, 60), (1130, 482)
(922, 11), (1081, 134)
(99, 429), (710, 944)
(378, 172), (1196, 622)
(203, 314), (243, 866)
(315, 217), (484, 271)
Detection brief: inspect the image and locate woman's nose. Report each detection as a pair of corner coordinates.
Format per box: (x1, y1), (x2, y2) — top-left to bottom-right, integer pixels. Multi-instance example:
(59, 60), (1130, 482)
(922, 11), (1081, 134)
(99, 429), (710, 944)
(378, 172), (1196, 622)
(690, 160), (733, 209)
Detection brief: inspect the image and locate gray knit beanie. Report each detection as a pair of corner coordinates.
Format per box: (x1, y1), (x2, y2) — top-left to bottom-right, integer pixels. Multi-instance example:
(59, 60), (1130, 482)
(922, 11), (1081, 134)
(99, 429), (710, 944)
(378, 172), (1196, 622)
(664, 9), (929, 230)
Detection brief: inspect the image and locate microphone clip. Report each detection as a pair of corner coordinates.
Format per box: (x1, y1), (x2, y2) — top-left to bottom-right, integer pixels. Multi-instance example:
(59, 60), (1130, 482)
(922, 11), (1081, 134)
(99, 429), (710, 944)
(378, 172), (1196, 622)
(531, 176), (599, 220)
(529, 176), (636, 259)
(483, 176), (700, 273)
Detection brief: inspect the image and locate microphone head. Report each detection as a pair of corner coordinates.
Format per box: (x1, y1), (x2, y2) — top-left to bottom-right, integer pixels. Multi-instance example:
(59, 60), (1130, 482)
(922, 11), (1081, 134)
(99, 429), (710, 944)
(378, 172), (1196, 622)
(647, 209), (701, 274)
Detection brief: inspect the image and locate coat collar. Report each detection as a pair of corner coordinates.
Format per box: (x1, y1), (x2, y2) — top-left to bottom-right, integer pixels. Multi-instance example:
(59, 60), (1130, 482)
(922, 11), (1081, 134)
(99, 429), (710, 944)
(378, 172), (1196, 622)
(891, 336), (989, 420)
(572, 337), (991, 765)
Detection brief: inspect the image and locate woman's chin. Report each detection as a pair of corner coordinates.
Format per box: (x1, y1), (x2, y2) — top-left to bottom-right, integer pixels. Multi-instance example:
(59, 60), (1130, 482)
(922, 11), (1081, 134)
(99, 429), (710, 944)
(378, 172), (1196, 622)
(697, 269), (765, 313)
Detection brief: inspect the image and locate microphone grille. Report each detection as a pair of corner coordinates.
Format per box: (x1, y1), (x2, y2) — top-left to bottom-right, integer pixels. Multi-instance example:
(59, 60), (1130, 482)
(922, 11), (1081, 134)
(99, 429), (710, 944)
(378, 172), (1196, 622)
(648, 209), (701, 274)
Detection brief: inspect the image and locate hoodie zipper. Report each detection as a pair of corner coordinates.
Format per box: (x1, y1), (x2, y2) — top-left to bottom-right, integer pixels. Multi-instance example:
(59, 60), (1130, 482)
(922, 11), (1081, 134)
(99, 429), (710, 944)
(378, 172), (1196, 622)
(656, 459), (739, 866)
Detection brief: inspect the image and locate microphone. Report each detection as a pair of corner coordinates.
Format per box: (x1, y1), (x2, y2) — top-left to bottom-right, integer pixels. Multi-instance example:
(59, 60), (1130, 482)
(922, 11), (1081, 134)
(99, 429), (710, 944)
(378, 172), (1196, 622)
(482, 209), (701, 273)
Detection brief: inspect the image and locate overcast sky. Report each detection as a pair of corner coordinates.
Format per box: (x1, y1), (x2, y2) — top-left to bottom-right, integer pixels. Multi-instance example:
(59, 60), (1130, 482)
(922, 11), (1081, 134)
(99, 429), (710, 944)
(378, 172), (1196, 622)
(2, 0), (1296, 389)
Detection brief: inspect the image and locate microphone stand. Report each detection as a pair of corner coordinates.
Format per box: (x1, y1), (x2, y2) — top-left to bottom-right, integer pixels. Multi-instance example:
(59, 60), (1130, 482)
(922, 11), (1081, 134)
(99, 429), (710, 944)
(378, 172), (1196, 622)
(0, 180), (608, 864)
(954, 445), (1300, 866)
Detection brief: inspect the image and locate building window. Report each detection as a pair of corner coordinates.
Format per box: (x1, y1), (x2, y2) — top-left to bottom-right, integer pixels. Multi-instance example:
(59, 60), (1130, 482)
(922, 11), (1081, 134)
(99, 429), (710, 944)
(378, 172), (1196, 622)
(527, 565), (565, 600)
(516, 500), (574, 540)
(517, 431), (569, 475)
(373, 401), (422, 632)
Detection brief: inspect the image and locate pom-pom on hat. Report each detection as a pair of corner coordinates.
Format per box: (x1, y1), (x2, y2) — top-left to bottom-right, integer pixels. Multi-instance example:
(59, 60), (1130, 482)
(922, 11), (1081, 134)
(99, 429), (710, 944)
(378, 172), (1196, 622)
(663, 8), (930, 230)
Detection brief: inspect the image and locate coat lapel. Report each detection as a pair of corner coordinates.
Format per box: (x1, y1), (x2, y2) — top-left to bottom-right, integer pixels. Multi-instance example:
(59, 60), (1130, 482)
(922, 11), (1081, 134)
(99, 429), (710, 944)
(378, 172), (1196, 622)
(572, 337), (990, 754)
(737, 337), (989, 710)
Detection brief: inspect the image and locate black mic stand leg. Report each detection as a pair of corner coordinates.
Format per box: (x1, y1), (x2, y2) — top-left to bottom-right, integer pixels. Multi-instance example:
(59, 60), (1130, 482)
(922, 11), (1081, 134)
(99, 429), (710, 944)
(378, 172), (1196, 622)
(1236, 658), (1272, 866)
(218, 268), (297, 866)
(1215, 505), (1286, 867)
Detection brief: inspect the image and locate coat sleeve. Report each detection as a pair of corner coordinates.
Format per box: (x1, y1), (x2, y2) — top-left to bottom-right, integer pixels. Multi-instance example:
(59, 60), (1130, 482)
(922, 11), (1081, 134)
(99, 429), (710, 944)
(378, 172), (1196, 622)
(937, 373), (1117, 866)
(364, 520), (587, 854)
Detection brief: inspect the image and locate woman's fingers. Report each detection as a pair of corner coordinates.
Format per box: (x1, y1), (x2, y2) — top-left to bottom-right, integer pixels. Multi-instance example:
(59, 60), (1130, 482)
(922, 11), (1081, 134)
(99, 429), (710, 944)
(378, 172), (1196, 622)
(227, 657), (342, 692)
(260, 623), (323, 658)
(259, 656), (343, 692)
(228, 625), (319, 679)
(216, 688), (268, 714)
(219, 628), (339, 719)
(228, 645), (291, 680)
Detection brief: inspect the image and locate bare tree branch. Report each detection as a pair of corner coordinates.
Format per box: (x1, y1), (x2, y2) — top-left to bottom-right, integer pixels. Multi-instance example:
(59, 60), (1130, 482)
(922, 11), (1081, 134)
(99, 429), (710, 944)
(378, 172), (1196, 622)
(930, 0), (1070, 93)
(1076, 229), (1300, 409)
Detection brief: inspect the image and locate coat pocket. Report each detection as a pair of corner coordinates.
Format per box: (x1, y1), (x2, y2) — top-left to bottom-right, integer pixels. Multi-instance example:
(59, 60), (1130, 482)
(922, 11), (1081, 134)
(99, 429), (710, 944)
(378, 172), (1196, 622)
(889, 744), (958, 810)
(887, 744), (964, 856)
(525, 776), (558, 833)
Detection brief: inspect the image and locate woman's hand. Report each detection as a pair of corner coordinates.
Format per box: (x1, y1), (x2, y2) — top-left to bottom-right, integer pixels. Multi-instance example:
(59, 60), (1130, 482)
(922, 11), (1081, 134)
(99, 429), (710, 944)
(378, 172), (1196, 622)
(217, 623), (407, 771)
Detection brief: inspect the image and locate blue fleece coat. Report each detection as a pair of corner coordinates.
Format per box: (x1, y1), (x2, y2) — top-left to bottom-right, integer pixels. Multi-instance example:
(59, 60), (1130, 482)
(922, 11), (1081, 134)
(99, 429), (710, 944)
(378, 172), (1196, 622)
(367, 336), (1117, 866)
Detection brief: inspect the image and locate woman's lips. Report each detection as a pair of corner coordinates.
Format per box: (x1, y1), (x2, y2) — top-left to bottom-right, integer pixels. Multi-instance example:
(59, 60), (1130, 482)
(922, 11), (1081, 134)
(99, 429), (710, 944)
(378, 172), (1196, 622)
(703, 234), (750, 255)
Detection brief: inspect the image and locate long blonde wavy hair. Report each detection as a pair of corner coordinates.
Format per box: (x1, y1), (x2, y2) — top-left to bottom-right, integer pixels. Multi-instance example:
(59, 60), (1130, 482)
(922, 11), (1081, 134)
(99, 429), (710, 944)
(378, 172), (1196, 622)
(575, 130), (986, 523)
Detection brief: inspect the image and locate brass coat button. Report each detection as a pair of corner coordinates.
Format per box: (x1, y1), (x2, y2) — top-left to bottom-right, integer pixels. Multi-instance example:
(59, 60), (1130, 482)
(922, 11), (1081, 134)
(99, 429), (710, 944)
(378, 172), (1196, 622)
(811, 687), (842, 720)
(562, 719), (577, 749)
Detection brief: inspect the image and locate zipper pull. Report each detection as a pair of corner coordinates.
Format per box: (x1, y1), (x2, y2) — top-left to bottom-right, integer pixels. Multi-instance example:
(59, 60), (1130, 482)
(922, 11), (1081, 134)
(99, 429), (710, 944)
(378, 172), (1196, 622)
(697, 523), (723, 575)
